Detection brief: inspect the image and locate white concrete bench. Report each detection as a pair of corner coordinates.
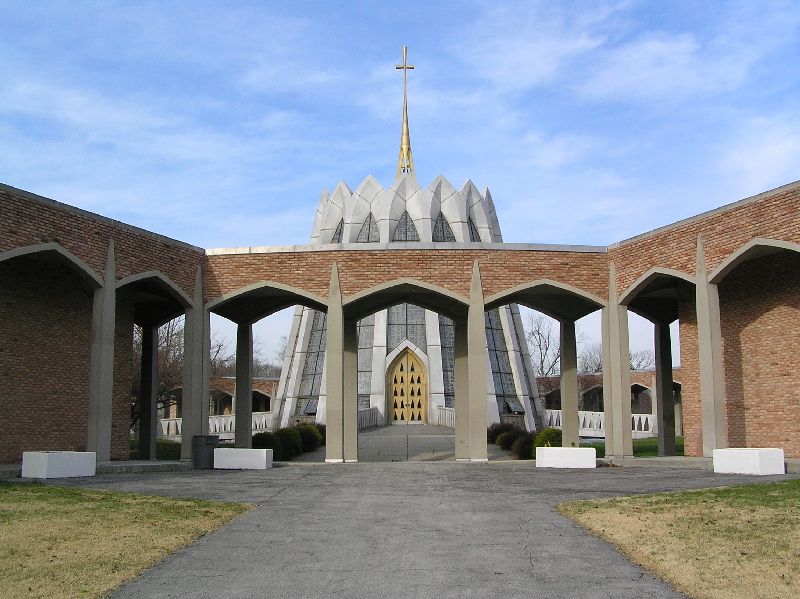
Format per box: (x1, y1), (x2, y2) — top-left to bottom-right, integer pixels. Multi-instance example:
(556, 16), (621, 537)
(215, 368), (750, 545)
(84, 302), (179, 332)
(214, 448), (273, 470)
(21, 451), (96, 479)
(713, 448), (785, 475)
(536, 447), (596, 468)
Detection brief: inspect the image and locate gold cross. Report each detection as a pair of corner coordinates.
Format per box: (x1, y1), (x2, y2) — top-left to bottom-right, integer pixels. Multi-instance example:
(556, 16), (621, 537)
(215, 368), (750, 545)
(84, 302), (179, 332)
(396, 46), (415, 177)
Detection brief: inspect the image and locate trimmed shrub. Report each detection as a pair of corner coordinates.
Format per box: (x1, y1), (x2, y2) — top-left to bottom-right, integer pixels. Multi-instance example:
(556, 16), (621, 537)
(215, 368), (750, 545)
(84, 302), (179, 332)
(252, 431), (284, 458)
(511, 431), (536, 460)
(534, 427), (562, 449)
(315, 423), (326, 446)
(296, 423), (322, 452)
(496, 431), (524, 451)
(274, 427), (303, 459)
(487, 422), (520, 444)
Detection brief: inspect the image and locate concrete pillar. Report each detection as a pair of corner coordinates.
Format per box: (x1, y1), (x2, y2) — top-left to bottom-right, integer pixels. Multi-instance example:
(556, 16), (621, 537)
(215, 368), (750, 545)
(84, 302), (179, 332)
(87, 240), (115, 461)
(560, 320), (579, 448)
(343, 318), (358, 462)
(603, 262), (633, 458)
(453, 318), (469, 460)
(655, 321), (676, 455)
(138, 324), (159, 461)
(181, 266), (210, 461)
(234, 322), (253, 448)
(325, 263), (344, 463)
(696, 237), (727, 456)
(467, 261), (488, 461)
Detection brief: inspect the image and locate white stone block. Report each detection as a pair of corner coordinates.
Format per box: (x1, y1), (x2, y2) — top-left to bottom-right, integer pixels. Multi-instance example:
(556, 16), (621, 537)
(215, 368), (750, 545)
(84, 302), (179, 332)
(535, 447), (596, 469)
(214, 448), (272, 470)
(713, 448), (784, 475)
(21, 451), (96, 479)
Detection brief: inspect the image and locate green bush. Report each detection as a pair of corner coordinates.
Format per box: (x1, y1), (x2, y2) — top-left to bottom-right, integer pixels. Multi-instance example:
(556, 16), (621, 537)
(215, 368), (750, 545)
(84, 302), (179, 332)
(487, 422), (520, 444)
(534, 427), (563, 448)
(296, 423), (322, 452)
(274, 427), (303, 459)
(496, 431), (524, 451)
(128, 439), (182, 461)
(315, 423), (326, 446)
(511, 431), (536, 460)
(252, 432), (284, 458)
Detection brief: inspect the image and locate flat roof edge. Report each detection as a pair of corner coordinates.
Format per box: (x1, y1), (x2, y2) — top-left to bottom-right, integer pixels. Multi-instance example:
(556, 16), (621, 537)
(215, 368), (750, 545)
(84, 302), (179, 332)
(1, 182), (204, 253)
(609, 178), (800, 249)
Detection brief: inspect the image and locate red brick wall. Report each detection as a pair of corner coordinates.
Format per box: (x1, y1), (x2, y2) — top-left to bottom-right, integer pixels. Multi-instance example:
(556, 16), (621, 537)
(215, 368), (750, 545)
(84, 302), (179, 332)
(678, 284), (703, 457)
(0, 257), (94, 462)
(204, 249), (610, 305)
(111, 290), (135, 461)
(719, 252), (800, 457)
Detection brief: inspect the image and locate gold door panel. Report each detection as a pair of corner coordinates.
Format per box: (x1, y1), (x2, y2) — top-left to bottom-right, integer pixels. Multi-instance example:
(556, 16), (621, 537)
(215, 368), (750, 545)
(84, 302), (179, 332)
(390, 349), (427, 424)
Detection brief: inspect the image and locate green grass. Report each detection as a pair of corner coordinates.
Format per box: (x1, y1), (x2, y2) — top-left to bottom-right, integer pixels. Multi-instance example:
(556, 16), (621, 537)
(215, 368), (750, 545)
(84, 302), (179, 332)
(559, 480), (800, 599)
(128, 438), (182, 460)
(579, 436), (685, 458)
(0, 482), (248, 599)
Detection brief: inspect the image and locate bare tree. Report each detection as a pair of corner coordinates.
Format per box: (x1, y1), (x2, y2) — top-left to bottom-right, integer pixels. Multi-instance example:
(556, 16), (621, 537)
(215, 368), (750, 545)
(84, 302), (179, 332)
(524, 312), (560, 376)
(578, 341), (603, 373)
(629, 349), (655, 371)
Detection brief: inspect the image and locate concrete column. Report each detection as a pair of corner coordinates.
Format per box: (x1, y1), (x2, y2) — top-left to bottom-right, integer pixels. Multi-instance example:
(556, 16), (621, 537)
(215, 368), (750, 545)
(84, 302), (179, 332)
(87, 240), (115, 461)
(467, 261), (488, 462)
(343, 318), (358, 462)
(655, 321), (676, 456)
(234, 322), (253, 448)
(560, 320), (580, 448)
(696, 237), (727, 456)
(453, 318), (469, 460)
(603, 262), (633, 458)
(325, 263), (344, 463)
(138, 324), (159, 461)
(181, 266), (210, 461)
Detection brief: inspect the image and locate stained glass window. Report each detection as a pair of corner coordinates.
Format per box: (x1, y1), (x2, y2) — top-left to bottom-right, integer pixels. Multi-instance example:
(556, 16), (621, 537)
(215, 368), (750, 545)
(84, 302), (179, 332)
(467, 217), (481, 242)
(485, 308), (523, 414)
(392, 211), (420, 241)
(296, 310), (327, 415)
(432, 213), (456, 242)
(439, 315), (455, 408)
(330, 219), (344, 243)
(356, 214), (380, 243)
(386, 303), (427, 352)
(357, 315), (374, 410)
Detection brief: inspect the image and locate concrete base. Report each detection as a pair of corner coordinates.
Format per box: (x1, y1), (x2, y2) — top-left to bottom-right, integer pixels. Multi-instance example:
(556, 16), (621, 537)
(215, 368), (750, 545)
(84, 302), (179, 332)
(536, 447), (596, 469)
(213, 448), (272, 470)
(21, 451), (96, 479)
(713, 448), (785, 475)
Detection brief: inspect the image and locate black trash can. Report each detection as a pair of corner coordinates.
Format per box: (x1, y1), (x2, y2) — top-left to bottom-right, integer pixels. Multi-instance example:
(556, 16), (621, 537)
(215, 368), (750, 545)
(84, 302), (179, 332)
(191, 435), (219, 469)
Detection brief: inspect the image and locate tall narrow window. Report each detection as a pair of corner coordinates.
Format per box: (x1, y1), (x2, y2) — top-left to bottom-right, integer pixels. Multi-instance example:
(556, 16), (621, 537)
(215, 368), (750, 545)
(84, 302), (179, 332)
(392, 211), (420, 241)
(357, 315), (375, 409)
(467, 217), (481, 242)
(438, 315), (455, 408)
(387, 303), (427, 352)
(330, 219), (344, 243)
(356, 214), (380, 243)
(485, 309), (523, 414)
(296, 310), (327, 415)
(432, 213), (456, 242)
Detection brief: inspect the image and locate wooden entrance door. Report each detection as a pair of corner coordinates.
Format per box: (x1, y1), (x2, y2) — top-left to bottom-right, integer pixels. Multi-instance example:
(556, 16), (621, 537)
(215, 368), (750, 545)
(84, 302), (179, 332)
(390, 349), (427, 424)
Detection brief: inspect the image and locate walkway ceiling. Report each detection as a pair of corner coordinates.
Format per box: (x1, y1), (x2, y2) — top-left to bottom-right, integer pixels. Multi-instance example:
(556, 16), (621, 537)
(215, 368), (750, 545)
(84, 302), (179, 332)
(485, 285), (602, 322)
(343, 282), (469, 321)
(210, 287), (327, 324)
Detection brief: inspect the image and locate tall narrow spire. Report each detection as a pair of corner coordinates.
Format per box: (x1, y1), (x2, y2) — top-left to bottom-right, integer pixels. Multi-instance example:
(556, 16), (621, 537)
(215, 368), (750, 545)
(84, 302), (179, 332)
(396, 45), (415, 178)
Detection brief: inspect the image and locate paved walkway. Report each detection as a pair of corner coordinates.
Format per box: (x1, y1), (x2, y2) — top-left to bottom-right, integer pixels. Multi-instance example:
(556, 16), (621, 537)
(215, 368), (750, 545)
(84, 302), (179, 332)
(297, 424), (514, 462)
(49, 462), (795, 598)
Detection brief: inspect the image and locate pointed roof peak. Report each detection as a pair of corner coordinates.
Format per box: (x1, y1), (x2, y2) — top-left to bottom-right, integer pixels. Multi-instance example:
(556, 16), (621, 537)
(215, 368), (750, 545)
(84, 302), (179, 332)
(395, 45), (415, 178)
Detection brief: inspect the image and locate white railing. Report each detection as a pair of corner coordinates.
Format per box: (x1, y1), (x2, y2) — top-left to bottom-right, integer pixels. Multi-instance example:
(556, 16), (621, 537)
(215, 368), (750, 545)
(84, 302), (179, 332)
(161, 411), (274, 440)
(545, 409), (656, 439)
(437, 406), (456, 429)
(358, 407), (380, 430)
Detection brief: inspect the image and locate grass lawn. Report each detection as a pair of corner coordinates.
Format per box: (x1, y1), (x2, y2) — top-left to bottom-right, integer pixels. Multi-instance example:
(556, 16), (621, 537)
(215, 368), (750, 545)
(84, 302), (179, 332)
(0, 482), (248, 599)
(580, 436), (685, 458)
(558, 480), (800, 599)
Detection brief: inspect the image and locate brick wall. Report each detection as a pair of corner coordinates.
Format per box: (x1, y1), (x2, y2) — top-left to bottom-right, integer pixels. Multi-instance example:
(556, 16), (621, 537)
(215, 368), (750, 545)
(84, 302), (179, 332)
(678, 284), (702, 457)
(0, 257), (94, 462)
(719, 252), (800, 457)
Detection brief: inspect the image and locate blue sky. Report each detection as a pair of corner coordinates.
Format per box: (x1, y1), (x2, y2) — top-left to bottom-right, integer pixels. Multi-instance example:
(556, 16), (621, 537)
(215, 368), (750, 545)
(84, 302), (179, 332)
(3, 1), (800, 360)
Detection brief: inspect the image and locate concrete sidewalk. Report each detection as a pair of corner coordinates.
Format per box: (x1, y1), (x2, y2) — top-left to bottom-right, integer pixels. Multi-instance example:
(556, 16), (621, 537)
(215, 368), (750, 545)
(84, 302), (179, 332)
(48, 462), (796, 598)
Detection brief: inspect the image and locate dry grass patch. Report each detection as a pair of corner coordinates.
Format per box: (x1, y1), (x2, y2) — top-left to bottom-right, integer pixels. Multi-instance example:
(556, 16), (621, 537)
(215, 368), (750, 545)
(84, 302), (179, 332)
(0, 482), (249, 599)
(558, 480), (800, 599)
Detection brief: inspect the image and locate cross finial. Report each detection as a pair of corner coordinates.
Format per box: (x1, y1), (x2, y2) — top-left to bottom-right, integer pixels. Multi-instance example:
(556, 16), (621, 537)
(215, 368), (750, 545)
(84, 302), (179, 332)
(396, 45), (415, 178)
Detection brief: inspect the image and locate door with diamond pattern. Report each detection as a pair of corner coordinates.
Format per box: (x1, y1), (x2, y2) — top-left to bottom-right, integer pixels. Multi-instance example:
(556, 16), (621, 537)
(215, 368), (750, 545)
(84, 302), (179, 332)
(390, 349), (427, 424)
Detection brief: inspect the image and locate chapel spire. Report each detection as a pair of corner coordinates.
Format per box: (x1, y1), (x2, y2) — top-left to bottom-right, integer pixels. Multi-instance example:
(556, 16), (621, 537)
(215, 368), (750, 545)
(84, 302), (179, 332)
(396, 45), (415, 178)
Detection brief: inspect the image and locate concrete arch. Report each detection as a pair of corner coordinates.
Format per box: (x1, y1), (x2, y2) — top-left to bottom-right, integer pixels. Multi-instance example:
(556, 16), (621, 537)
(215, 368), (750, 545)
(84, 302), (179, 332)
(709, 237), (800, 284)
(484, 278), (606, 321)
(343, 277), (470, 321)
(0, 242), (102, 287)
(619, 267), (695, 305)
(117, 270), (192, 307)
(207, 280), (328, 324)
